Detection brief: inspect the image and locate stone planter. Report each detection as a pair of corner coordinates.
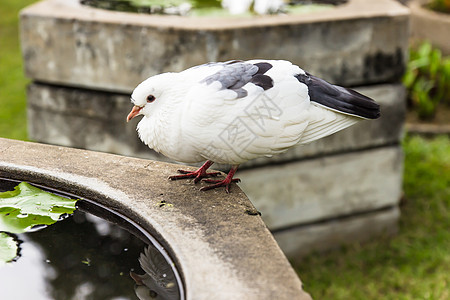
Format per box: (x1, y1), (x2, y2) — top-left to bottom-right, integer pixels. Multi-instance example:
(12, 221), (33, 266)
(20, 0), (409, 258)
(409, 0), (450, 55)
(0, 138), (311, 300)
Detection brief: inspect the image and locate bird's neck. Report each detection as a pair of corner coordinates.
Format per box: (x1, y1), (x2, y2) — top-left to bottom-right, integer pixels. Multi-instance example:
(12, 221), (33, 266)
(137, 86), (187, 160)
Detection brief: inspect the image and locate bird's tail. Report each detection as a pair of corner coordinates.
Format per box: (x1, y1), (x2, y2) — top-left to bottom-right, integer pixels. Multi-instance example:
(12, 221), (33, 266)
(296, 72), (380, 119)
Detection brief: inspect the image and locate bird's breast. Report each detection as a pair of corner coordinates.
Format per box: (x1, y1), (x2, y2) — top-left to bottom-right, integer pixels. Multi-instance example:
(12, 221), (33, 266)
(137, 113), (205, 163)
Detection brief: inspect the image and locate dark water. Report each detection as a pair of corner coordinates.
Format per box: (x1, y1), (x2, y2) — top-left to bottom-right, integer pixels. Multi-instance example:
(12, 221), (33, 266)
(0, 179), (183, 300)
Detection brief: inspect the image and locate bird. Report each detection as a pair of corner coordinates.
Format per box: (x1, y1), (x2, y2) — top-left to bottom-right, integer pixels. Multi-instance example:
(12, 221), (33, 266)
(127, 59), (380, 193)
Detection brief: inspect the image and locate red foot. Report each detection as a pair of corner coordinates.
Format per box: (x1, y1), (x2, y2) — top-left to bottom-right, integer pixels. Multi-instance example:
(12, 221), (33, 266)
(168, 160), (220, 183)
(200, 165), (240, 193)
(200, 178), (241, 193)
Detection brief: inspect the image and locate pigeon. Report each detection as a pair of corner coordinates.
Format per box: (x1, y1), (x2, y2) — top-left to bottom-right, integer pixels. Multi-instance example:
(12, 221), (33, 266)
(127, 60), (380, 193)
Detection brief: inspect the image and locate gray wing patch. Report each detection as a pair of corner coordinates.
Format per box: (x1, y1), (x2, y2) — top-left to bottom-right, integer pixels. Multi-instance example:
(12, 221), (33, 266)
(200, 61), (273, 98)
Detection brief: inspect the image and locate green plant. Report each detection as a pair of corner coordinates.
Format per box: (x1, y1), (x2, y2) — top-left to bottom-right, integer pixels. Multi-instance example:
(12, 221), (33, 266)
(0, 182), (78, 264)
(0, 0), (38, 141)
(403, 42), (450, 120)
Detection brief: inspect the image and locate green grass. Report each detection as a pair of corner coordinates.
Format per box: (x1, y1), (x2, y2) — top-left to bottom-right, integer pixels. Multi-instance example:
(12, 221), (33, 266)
(0, 0), (37, 140)
(295, 135), (450, 300)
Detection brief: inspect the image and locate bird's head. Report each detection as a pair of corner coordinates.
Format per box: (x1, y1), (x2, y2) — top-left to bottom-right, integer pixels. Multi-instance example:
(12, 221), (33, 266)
(126, 73), (176, 122)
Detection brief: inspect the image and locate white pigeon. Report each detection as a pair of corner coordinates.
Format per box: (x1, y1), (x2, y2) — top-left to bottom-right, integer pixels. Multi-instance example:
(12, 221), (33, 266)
(127, 60), (380, 193)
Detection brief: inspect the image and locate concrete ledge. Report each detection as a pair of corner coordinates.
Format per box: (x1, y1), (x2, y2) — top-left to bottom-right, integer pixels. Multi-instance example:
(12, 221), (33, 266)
(0, 138), (311, 300)
(20, 0), (409, 92)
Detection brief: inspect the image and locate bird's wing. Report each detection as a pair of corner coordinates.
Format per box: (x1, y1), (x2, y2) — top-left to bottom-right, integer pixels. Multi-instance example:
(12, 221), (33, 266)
(182, 61), (313, 164)
(192, 60), (274, 98)
(138, 246), (176, 288)
(178, 60), (379, 163)
(298, 105), (360, 144)
(136, 246), (179, 299)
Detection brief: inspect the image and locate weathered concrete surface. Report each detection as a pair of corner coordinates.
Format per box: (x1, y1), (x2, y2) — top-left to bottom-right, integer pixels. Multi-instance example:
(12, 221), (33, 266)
(0, 138), (311, 300)
(27, 82), (405, 166)
(409, 0), (450, 55)
(20, 0), (409, 93)
(238, 146), (403, 229)
(274, 206), (400, 260)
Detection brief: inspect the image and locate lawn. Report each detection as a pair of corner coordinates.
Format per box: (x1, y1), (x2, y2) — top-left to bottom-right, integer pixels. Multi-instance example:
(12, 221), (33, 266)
(0, 0), (36, 140)
(295, 135), (450, 299)
(1, 1), (449, 299)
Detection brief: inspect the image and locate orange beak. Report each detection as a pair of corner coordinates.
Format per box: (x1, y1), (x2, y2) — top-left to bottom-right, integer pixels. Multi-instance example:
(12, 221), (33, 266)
(126, 105), (143, 122)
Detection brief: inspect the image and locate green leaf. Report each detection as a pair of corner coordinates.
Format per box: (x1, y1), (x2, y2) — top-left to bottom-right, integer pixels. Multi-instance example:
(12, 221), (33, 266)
(409, 56), (429, 70)
(0, 232), (19, 265)
(429, 49), (442, 78)
(0, 182), (77, 234)
(402, 67), (417, 88)
(418, 42), (432, 58)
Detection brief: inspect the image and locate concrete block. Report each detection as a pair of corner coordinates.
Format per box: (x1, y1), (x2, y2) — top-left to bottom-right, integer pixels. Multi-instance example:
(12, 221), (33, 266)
(274, 206), (400, 259)
(237, 146), (404, 229)
(20, 0), (409, 93)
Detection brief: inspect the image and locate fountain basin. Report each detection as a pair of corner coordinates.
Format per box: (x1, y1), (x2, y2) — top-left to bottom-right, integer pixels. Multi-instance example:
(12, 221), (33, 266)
(0, 138), (311, 299)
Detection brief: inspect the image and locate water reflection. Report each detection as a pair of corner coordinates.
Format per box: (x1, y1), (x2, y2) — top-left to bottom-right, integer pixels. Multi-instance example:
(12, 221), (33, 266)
(0, 180), (182, 300)
(131, 246), (179, 300)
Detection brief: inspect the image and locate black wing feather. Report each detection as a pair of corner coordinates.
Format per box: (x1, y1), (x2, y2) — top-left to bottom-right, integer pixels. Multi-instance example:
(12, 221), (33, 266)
(253, 62), (273, 74)
(250, 74), (273, 90)
(296, 72), (380, 119)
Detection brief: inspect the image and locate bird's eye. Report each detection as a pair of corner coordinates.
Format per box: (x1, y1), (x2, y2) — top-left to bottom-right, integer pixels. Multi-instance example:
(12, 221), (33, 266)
(147, 95), (156, 103)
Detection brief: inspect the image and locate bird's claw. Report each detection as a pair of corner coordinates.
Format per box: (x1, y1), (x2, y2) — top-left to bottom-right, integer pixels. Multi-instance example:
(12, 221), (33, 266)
(168, 169), (220, 183)
(200, 178), (241, 193)
(202, 178), (240, 184)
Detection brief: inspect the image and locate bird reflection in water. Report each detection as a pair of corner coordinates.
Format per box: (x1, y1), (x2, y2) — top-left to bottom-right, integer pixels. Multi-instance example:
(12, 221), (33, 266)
(130, 245), (180, 300)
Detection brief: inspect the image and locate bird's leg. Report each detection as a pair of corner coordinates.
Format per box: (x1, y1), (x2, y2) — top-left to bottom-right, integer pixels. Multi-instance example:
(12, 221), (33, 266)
(200, 165), (240, 193)
(168, 160), (220, 183)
